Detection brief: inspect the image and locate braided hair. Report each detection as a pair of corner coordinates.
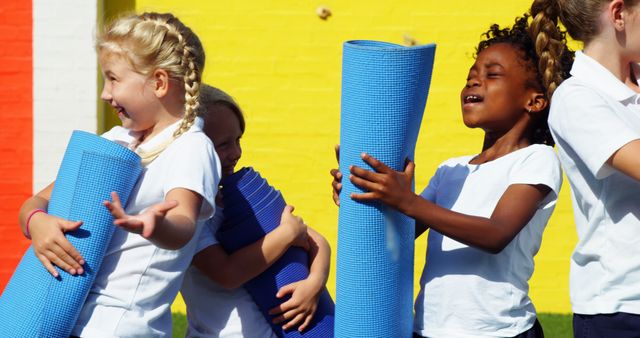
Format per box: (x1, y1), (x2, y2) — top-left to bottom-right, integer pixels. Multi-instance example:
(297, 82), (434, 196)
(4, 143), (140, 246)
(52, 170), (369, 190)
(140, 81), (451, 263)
(97, 12), (205, 138)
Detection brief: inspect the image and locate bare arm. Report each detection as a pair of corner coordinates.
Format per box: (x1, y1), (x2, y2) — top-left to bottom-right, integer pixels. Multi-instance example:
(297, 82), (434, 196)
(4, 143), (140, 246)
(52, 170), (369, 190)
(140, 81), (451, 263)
(608, 139), (640, 181)
(350, 153), (550, 254)
(192, 205), (307, 290)
(104, 187), (203, 250)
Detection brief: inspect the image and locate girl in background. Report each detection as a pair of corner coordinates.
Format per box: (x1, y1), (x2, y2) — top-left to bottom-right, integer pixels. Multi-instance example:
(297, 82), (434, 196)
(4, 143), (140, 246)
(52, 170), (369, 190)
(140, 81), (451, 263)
(531, 0), (640, 336)
(181, 84), (331, 337)
(18, 12), (218, 337)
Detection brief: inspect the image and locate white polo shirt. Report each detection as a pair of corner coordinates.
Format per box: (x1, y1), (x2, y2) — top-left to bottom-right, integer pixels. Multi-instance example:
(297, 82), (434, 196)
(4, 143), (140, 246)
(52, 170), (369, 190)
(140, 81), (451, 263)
(549, 51), (640, 314)
(181, 208), (277, 338)
(72, 117), (220, 337)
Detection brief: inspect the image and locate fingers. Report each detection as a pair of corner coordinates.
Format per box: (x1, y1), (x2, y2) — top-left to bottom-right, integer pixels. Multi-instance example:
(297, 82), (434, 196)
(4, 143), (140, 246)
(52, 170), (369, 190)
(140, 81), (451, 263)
(334, 144), (340, 162)
(36, 253), (60, 278)
(298, 312), (314, 332)
(349, 165), (382, 183)
(404, 158), (416, 177)
(152, 200), (179, 215)
(282, 205), (294, 216)
(349, 170), (382, 193)
(361, 152), (392, 173)
(104, 192), (126, 219)
(282, 313), (306, 331)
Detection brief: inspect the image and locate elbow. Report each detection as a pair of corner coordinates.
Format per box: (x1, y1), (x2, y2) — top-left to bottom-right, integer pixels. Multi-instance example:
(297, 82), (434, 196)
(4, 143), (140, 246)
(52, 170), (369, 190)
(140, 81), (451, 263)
(482, 237), (512, 254)
(216, 273), (243, 290)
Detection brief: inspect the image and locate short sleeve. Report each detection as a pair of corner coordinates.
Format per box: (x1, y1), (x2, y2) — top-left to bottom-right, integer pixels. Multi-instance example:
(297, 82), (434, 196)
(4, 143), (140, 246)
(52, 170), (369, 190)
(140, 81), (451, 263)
(162, 133), (220, 220)
(195, 209), (223, 253)
(550, 85), (640, 179)
(420, 166), (442, 203)
(508, 146), (562, 207)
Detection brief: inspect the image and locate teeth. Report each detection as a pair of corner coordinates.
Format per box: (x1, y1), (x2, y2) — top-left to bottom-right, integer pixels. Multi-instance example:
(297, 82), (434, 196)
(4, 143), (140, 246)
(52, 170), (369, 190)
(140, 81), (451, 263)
(464, 95), (481, 103)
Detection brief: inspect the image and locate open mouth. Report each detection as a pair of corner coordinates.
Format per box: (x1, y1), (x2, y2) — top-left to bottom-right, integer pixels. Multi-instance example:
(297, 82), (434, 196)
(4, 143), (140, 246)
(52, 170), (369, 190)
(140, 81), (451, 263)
(463, 94), (483, 104)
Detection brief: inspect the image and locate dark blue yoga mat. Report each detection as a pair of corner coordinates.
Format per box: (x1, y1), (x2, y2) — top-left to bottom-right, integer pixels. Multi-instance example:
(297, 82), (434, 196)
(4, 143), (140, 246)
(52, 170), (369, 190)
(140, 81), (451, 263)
(336, 40), (435, 338)
(0, 130), (142, 338)
(217, 167), (335, 338)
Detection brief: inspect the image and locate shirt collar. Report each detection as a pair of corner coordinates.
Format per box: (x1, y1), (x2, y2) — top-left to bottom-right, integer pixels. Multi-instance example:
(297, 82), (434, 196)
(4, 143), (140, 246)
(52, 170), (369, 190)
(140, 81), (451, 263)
(570, 50), (638, 103)
(135, 116), (204, 152)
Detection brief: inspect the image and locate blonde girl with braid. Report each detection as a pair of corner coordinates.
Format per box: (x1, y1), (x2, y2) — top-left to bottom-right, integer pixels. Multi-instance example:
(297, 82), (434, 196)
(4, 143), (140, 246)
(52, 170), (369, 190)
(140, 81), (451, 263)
(18, 12), (219, 337)
(530, 0), (640, 336)
(330, 15), (572, 337)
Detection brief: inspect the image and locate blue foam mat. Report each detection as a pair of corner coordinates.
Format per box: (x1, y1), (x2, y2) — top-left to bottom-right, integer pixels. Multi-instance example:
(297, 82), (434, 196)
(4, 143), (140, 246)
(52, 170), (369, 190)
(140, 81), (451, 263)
(0, 131), (142, 338)
(218, 167), (335, 338)
(336, 40), (435, 338)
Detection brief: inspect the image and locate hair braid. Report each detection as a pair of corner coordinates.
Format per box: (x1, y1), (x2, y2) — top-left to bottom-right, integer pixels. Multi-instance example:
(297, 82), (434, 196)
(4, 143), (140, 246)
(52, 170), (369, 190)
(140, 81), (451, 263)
(97, 12), (205, 164)
(529, 0), (572, 99)
(176, 45), (201, 137)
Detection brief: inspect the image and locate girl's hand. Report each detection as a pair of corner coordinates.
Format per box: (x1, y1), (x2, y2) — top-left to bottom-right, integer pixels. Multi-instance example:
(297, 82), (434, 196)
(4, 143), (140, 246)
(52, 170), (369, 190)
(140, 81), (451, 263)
(29, 212), (85, 277)
(349, 153), (417, 212)
(279, 205), (309, 251)
(104, 191), (178, 238)
(268, 277), (323, 332)
(329, 145), (342, 206)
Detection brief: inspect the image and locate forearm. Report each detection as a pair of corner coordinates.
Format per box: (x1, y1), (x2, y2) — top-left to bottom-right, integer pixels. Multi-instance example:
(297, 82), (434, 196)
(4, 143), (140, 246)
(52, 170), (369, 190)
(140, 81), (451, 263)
(306, 228), (330, 287)
(18, 183), (53, 237)
(403, 194), (515, 253)
(196, 225), (296, 289)
(150, 214), (196, 250)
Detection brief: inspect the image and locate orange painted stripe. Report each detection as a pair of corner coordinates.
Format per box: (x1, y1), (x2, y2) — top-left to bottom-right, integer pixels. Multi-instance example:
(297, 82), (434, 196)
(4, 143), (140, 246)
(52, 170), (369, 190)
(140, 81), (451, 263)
(0, 1), (32, 292)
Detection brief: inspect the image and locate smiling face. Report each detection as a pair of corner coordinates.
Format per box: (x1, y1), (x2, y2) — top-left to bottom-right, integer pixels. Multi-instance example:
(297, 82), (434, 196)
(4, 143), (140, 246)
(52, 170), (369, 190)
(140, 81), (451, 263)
(99, 52), (161, 132)
(461, 43), (539, 134)
(202, 103), (243, 178)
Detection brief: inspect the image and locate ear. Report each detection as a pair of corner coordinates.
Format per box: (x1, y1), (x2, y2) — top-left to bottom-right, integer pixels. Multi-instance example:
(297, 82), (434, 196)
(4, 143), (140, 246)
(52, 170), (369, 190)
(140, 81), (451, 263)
(525, 92), (548, 115)
(609, 0), (626, 31)
(151, 69), (170, 98)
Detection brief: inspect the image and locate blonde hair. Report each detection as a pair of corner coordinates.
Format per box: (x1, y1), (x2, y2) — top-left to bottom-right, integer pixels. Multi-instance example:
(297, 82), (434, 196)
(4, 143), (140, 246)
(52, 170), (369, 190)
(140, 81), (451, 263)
(531, 0), (640, 45)
(97, 12), (205, 138)
(199, 84), (245, 133)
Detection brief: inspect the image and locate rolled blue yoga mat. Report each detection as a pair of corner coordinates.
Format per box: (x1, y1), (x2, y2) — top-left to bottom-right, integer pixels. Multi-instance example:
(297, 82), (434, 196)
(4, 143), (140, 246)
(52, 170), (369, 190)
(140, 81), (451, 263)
(0, 130), (142, 338)
(336, 40), (435, 338)
(218, 167), (335, 338)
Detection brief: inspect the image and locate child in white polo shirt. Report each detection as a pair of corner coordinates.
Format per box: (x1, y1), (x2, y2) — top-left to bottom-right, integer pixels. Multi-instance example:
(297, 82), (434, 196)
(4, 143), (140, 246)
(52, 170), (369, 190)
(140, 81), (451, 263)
(531, 0), (640, 336)
(332, 15), (573, 337)
(18, 12), (218, 337)
(180, 84), (331, 338)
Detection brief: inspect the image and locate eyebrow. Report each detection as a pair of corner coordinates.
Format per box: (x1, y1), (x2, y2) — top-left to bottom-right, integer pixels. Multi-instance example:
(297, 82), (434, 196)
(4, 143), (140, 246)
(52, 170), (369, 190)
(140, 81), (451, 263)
(484, 62), (505, 69)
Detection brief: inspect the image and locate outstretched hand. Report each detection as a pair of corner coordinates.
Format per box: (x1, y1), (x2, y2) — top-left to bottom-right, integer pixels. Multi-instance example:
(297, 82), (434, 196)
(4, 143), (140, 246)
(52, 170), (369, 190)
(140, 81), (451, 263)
(329, 144), (342, 206)
(104, 191), (178, 238)
(268, 278), (323, 332)
(349, 153), (417, 212)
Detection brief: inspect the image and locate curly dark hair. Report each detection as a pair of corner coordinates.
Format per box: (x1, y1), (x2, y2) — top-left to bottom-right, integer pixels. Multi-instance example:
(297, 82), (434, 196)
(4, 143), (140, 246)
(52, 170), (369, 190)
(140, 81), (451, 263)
(475, 14), (574, 146)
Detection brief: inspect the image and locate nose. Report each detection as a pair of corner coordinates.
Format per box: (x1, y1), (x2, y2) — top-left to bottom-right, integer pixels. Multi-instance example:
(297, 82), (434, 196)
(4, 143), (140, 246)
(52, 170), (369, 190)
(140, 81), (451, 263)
(230, 142), (242, 162)
(465, 74), (481, 88)
(100, 82), (112, 101)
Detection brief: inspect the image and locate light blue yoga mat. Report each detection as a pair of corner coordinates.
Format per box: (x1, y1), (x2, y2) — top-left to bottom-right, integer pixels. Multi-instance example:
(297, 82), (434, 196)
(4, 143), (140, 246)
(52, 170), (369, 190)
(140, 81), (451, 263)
(218, 167), (335, 338)
(0, 130), (142, 338)
(336, 40), (435, 338)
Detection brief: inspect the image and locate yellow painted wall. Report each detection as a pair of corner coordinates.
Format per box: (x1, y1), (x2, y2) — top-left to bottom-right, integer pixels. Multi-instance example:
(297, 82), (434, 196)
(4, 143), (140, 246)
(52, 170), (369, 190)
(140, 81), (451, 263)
(110, 0), (579, 314)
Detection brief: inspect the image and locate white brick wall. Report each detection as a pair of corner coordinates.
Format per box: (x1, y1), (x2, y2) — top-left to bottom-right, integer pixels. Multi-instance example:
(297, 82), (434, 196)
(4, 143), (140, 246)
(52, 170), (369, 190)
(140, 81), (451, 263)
(33, 0), (98, 192)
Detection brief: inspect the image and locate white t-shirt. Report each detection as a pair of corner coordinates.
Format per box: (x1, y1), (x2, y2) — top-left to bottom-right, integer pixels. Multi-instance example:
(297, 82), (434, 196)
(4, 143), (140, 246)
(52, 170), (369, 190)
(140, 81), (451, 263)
(181, 208), (277, 338)
(72, 117), (220, 337)
(549, 51), (640, 315)
(413, 144), (562, 338)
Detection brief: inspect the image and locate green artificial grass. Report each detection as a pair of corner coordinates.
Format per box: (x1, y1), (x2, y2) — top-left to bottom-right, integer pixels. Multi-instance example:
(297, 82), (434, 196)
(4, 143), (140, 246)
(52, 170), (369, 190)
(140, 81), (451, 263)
(172, 312), (572, 337)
